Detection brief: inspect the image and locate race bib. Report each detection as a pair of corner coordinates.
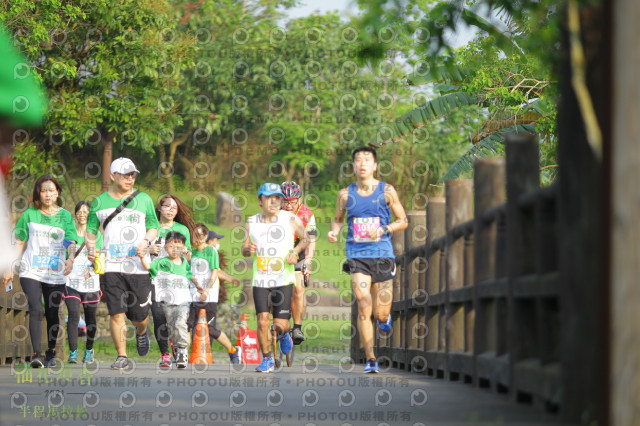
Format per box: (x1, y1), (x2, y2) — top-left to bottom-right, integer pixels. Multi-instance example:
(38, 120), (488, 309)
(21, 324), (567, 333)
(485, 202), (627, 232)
(109, 244), (136, 261)
(353, 217), (381, 243)
(32, 255), (60, 272)
(256, 256), (284, 273)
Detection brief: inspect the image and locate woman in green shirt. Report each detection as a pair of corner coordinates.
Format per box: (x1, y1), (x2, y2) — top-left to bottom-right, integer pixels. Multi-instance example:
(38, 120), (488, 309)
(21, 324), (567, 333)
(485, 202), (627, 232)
(3, 175), (78, 368)
(149, 194), (195, 367)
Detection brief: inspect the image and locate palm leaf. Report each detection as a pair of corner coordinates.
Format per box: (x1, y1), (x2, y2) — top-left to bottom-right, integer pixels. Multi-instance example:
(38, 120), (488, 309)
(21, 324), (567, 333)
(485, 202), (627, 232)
(369, 92), (479, 148)
(406, 63), (471, 86)
(440, 124), (536, 182)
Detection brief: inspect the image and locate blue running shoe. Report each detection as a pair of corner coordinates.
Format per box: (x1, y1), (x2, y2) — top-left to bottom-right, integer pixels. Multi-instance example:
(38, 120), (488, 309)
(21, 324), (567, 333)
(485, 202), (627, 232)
(67, 349), (78, 364)
(82, 349), (94, 364)
(279, 332), (293, 355)
(364, 359), (379, 373)
(378, 314), (392, 332)
(229, 346), (241, 364)
(255, 356), (275, 373)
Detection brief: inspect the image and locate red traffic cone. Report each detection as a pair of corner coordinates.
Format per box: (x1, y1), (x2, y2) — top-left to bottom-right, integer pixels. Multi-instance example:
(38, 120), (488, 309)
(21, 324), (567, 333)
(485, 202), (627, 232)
(190, 309), (213, 364)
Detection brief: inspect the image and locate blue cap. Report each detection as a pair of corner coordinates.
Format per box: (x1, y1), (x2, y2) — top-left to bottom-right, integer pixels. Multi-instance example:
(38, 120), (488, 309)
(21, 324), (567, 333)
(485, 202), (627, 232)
(207, 230), (225, 241)
(257, 182), (284, 198)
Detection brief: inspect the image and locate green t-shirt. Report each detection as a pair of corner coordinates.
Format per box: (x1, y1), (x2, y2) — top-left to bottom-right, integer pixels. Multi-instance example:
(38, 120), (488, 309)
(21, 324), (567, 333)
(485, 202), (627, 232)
(14, 207), (78, 284)
(156, 222), (192, 256)
(87, 190), (159, 274)
(191, 245), (220, 303)
(149, 257), (193, 305)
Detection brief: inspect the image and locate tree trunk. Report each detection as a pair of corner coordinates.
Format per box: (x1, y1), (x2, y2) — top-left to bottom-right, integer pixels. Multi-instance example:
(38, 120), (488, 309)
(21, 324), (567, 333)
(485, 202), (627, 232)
(101, 131), (115, 192)
(158, 143), (172, 194)
(166, 134), (188, 194)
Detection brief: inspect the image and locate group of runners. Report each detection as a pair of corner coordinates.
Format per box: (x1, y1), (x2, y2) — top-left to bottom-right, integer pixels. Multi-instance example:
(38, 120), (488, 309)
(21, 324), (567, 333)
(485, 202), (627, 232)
(2, 145), (407, 374)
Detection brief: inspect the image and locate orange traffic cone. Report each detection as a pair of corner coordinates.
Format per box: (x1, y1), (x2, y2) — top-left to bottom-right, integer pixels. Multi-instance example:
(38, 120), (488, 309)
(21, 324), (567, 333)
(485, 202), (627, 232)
(190, 309), (213, 364)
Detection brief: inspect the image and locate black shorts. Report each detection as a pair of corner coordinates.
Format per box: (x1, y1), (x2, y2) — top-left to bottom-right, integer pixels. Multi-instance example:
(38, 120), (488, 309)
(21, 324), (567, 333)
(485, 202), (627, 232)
(342, 258), (397, 283)
(101, 272), (152, 322)
(63, 286), (101, 304)
(253, 285), (293, 319)
(187, 301), (218, 331)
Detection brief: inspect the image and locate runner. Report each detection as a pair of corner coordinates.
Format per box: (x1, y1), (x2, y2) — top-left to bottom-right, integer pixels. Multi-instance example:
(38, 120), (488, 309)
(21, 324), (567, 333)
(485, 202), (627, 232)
(187, 223), (241, 364)
(64, 201), (103, 364)
(328, 147), (408, 373)
(139, 231), (193, 368)
(149, 194), (195, 366)
(85, 157), (159, 370)
(206, 229), (240, 288)
(280, 181), (317, 345)
(241, 183), (310, 373)
(2, 175), (78, 368)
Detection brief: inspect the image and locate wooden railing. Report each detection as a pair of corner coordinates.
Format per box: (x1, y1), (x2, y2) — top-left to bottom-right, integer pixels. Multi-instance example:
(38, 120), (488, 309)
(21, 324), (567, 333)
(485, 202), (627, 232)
(351, 134), (562, 411)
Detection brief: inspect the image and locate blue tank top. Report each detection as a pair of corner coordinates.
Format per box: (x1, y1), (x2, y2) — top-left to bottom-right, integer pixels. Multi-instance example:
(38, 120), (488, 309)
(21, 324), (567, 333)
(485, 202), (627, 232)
(345, 181), (395, 259)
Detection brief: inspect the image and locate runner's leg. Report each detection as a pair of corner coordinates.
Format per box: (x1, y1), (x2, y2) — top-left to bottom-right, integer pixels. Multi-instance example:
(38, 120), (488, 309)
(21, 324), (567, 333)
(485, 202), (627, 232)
(351, 272), (375, 360)
(110, 313), (128, 357)
(42, 284), (63, 351)
(83, 300), (98, 350)
(65, 291), (81, 352)
(371, 279), (393, 323)
(21, 278), (44, 355)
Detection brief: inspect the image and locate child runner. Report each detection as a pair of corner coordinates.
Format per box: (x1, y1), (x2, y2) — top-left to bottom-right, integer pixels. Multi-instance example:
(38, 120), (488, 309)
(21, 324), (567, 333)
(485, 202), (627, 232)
(140, 231), (193, 368)
(64, 201), (103, 364)
(187, 223), (240, 364)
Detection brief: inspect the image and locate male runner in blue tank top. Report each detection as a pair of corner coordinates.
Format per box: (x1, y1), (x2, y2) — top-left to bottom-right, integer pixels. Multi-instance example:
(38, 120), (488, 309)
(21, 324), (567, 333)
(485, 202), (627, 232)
(328, 146), (408, 373)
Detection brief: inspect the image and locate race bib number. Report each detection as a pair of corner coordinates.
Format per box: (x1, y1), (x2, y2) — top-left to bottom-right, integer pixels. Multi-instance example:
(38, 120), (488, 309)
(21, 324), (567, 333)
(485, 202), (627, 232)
(32, 255), (60, 272)
(256, 256), (284, 274)
(353, 217), (381, 243)
(109, 244), (136, 260)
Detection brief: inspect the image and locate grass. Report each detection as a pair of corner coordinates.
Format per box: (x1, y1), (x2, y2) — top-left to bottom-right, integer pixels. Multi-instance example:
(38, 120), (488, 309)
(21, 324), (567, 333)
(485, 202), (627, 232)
(58, 178), (354, 365)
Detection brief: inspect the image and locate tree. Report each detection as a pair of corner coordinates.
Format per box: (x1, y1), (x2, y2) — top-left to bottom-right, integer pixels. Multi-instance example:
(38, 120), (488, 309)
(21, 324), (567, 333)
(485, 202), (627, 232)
(2, 0), (196, 192)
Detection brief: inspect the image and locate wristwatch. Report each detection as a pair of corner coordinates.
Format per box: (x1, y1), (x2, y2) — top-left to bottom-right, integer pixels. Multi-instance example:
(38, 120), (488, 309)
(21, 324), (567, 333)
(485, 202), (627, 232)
(144, 238), (151, 246)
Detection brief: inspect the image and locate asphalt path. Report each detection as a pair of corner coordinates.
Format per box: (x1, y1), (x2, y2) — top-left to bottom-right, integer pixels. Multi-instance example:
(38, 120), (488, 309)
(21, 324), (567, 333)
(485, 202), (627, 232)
(0, 359), (563, 426)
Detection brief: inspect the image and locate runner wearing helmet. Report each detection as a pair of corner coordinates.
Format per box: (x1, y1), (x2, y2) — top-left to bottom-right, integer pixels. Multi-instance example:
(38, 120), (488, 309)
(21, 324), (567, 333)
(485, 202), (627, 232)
(280, 181), (317, 345)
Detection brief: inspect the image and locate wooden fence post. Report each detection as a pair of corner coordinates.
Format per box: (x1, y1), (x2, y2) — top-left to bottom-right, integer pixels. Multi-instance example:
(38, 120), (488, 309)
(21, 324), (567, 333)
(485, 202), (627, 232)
(425, 198), (445, 376)
(445, 179), (473, 381)
(473, 157), (505, 389)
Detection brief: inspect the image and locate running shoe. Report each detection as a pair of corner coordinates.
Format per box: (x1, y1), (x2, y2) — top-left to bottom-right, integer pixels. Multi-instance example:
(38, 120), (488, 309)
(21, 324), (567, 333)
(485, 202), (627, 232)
(279, 332), (293, 355)
(44, 349), (57, 368)
(364, 359), (379, 374)
(136, 330), (150, 356)
(176, 349), (188, 369)
(30, 353), (44, 368)
(67, 349), (78, 364)
(255, 356), (275, 373)
(229, 347), (241, 364)
(160, 352), (172, 368)
(378, 314), (392, 333)
(291, 327), (306, 345)
(111, 356), (129, 370)
(82, 349), (95, 364)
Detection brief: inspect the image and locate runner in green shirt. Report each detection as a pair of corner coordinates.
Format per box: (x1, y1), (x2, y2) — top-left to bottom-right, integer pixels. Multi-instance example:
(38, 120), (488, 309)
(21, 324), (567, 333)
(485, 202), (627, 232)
(2, 175), (78, 368)
(85, 158), (159, 370)
(148, 194), (196, 367)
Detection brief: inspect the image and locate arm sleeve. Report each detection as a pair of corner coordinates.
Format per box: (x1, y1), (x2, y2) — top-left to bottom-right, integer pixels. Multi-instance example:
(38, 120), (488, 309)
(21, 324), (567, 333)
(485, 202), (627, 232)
(149, 258), (159, 279)
(210, 248), (220, 270)
(14, 210), (29, 242)
(144, 194), (160, 231)
(86, 200), (100, 235)
(63, 211), (78, 243)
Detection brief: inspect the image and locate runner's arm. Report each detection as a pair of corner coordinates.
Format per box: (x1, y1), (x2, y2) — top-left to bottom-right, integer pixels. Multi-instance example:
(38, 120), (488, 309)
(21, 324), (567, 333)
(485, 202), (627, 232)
(85, 232), (97, 263)
(218, 269), (240, 285)
(328, 188), (348, 243)
(200, 269), (219, 301)
(384, 184), (409, 234)
(241, 221), (256, 257)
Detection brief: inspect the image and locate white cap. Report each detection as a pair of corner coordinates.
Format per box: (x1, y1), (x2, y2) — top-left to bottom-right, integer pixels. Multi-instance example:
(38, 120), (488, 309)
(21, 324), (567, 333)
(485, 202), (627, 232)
(110, 157), (140, 175)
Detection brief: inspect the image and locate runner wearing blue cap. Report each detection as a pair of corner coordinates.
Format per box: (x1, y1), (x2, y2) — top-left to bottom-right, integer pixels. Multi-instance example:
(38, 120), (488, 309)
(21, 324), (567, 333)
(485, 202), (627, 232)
(242, 183), (311, 373)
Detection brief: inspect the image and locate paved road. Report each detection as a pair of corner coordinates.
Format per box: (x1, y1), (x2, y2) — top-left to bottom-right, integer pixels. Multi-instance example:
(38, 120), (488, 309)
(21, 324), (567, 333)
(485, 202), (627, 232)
(0, 360), (560, 426)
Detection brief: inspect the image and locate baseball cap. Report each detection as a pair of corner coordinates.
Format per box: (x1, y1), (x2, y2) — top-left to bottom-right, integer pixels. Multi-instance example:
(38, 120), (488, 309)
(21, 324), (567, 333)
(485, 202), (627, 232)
(257, 182), (284, 198)
(110, 157), (140, 175)
(207, 230), (225, 241)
